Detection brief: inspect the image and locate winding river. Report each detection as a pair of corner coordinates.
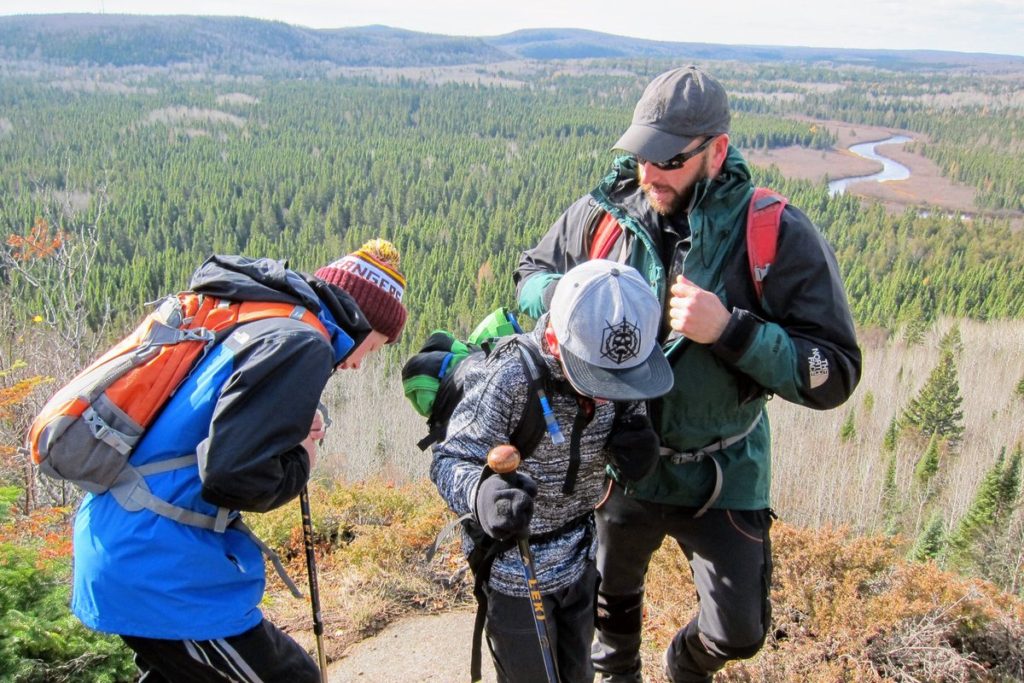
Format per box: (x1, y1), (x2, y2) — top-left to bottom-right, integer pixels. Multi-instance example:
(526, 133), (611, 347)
(827, 135), (912, 196)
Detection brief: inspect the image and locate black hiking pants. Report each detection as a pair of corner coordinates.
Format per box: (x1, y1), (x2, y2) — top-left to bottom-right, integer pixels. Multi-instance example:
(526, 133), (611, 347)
(484, 560), (600, 683)
(591, 483), (773, 683)
(121, 618), (319, 682)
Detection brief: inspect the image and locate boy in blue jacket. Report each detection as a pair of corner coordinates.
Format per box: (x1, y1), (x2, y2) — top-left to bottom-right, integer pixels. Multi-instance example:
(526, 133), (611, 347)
(72, 240), (407, 681)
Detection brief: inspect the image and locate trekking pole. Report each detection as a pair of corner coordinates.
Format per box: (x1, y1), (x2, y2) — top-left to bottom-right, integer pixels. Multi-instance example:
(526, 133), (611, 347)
(487, 445), (562, 683)
(300, 486), (329, 683)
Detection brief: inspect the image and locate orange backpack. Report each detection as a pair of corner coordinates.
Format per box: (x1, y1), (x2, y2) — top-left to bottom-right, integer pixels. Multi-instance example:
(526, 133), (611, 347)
(589, 187), (788, 300)
(27, 292), (329, 494)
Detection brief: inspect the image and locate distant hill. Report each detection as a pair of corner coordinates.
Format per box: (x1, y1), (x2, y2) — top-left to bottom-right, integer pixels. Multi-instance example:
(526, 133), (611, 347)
(1, 14), (1022, 71)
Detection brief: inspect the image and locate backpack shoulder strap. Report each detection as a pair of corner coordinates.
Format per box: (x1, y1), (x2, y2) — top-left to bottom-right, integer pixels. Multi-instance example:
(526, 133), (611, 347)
(746, 188), (788, 301)
(509, 339), (565, 457)
(235, 300), (331, 341)
(589, 210), (623, 260)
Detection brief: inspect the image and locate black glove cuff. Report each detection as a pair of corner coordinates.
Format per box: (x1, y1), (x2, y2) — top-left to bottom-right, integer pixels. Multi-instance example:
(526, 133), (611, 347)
(711, 308), (762, 365)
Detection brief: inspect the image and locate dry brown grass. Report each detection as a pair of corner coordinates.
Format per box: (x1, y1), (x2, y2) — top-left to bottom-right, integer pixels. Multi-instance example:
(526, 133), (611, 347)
(771, 318), (1024, 533)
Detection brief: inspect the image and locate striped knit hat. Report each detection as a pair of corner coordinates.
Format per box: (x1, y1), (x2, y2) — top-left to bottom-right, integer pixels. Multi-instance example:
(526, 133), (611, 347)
(315, 239), (408, 344)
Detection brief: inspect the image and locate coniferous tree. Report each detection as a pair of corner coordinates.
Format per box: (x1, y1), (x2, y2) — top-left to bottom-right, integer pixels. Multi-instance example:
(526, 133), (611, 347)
(910, 512), (945, 562)
(914, 433), (942, 486)
(881, 452), (901, 535)
(945, 446), (1022, 571)
(996, 444), (1022, 510)
(839, 411), (856, 443)
(882, 416), (900, 453)
(938, 324), (963, 357)
(901, 348), (965, 446)
(901, 303), (930, 346)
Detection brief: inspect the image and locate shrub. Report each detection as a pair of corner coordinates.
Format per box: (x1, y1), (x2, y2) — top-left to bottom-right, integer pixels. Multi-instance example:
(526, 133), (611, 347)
(0, 543), (135, 682)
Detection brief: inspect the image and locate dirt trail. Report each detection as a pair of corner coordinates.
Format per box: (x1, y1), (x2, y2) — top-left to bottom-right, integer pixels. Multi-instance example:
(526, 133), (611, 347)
(327, 609), (496, 682)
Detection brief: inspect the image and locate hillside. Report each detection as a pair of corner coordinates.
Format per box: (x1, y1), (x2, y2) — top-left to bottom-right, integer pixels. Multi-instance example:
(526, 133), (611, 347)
(1, 15), (1023, 682)
(1, 14), (1022, 70)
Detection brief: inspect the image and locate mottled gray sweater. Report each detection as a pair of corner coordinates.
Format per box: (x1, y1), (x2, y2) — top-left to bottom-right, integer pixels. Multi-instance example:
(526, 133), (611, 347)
(430, 317), (641, 597)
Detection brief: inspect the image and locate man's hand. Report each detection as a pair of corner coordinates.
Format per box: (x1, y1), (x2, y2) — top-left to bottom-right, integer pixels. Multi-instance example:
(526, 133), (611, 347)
(300, 410), (328, 471)
(668, 276), (730, 343)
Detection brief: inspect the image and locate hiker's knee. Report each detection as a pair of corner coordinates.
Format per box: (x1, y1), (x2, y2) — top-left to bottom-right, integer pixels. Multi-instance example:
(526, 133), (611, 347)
(595, 590), (644, 635)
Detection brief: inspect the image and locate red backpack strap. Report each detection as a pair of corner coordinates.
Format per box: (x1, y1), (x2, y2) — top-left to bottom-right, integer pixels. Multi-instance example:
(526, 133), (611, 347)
(589, 211), (623, 260)
(746, 187), (787, 301)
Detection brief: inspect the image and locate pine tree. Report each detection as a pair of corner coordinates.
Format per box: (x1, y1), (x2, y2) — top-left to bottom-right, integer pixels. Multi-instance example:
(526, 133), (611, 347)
(914, 433), (942, 485)
(938, 325), (963, 356)
(898, 296), (930, 346)
(839, 411), (856, 443)
(945, 446), (1022, 571)
(900, 348), (965, 446)
(1015, 376), (1024, 400)
(882, 415), (900, 453)
(995, 444), (1022, 518)
(881, 452), (901, 535)
(909, 512), (945, 562)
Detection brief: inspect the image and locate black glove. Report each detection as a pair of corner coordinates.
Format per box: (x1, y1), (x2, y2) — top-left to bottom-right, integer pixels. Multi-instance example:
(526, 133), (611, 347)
(474, 472), (537, 540)
(607, 413), (660, 482)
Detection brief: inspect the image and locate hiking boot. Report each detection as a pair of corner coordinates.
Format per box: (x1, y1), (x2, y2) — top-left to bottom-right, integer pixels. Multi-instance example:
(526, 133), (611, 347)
(663, 644), (713, 683)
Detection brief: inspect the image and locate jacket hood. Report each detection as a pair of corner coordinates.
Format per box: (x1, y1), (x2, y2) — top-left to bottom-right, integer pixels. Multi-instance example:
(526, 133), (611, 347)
(189, 255), (322, 312)
(688, 144), (752, 214)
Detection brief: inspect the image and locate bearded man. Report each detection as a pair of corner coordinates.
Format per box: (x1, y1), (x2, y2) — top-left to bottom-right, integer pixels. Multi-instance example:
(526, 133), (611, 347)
(514, 66), (862, 682)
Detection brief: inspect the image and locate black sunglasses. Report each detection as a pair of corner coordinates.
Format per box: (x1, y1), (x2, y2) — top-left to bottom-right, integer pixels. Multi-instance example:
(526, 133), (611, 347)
(636, 136), (718, 171)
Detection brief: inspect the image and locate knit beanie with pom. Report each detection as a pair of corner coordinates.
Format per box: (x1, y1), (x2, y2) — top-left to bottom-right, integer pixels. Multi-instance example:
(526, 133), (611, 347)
(314, 239), (408, 344)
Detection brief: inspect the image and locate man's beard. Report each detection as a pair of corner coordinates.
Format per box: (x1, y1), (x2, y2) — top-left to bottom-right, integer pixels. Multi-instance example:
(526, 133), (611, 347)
(641, 181), (686, 215)
(640, 156), (712, 216)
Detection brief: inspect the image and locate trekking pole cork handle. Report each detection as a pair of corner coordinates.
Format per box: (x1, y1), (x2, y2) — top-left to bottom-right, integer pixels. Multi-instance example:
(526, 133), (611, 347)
(486, 444), (521, 475)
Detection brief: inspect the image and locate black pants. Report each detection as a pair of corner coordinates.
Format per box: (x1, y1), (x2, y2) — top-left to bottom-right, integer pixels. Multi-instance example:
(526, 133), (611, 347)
(592, 483), (773, 683)
(121, 619), (319, 683)
(485, 561), (599, 683)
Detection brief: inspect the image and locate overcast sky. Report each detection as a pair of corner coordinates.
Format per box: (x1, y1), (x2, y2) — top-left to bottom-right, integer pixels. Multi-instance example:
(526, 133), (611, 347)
(2, 0), (1023, 58)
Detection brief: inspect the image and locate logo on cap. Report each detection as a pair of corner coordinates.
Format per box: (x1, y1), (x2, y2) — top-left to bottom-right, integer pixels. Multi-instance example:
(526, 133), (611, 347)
(601, 319), (641, 365)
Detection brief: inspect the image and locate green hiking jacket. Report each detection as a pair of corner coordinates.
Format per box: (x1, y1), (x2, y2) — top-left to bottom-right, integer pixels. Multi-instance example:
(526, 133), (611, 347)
(515, 148), (861, 510)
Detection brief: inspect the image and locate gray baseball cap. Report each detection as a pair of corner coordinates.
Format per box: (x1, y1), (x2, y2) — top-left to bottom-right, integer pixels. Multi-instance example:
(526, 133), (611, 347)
(614, 66), (730, 163)
(549, 260), (673, 401)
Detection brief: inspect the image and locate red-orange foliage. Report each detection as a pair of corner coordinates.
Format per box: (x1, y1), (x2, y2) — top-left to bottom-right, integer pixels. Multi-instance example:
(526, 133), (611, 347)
(6, 216), (68, 261)
(0, 376), (48, 421)
(0, 505), (74, 565)
(639, 523), (1024, 682)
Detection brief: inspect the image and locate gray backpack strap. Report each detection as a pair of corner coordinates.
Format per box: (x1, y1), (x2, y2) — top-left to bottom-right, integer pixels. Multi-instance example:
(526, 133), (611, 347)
(658, 414), (762, 518)
(424, 512), (473, 563)
(231, 517), (303, 598)
(133, 455), (200, 476)
(108, 459), (301, 597)
(109, 462), (231, 531)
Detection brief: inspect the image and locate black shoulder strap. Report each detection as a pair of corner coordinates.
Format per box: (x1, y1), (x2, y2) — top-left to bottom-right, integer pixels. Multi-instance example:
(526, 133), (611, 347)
(509, 339), (552, 459)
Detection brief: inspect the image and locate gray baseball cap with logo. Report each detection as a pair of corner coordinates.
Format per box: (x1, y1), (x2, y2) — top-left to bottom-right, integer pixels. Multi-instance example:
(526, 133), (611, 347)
(549, 260), (673, 401)
(613, 65), (730, 163)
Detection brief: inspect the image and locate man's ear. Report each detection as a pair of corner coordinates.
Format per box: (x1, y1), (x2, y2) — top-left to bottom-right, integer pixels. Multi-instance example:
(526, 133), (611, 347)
(544, 324), (561, 359)
(710, 133), (730, 176)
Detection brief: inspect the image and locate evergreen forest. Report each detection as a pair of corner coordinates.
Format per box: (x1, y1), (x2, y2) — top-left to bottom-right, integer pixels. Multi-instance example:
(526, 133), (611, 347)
(1, 59), (1023, 351)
